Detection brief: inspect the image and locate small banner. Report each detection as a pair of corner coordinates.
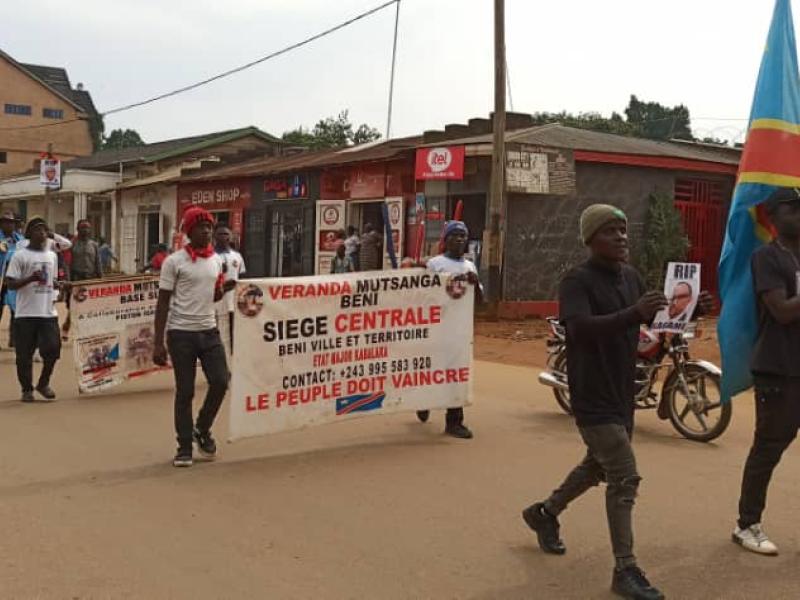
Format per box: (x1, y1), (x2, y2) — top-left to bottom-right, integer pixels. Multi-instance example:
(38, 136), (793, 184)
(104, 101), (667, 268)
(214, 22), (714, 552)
(39, 157), (61, 189)
(70, 275), (169, 393)
(651, 262), (701, 334)
(230, 268), (474, 439)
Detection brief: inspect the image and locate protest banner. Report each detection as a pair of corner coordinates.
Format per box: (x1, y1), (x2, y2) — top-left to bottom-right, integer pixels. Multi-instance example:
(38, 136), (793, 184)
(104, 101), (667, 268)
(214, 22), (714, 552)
(230, 268), (474, 439)
(651, 262), (701, 334)
(70, 275), (169, 393)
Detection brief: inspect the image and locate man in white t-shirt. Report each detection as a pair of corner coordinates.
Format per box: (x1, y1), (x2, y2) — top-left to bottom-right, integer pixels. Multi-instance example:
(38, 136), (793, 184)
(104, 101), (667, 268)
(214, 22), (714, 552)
(5, 217), (67, 402)
(214, 224), (245, 351)
(417, 220), (482, 439)
(153, 207), (236, 467)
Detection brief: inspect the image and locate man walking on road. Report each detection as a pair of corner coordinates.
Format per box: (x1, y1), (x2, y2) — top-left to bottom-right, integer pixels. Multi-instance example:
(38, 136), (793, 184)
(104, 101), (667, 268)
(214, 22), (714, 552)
(732, 187), (800, 556)
(5, 217), (67, 402)
(521, 205), (670, 600)
(153, 207), (236, 468)
(214, 224), (245, 352)
(416, 220), (481, 439)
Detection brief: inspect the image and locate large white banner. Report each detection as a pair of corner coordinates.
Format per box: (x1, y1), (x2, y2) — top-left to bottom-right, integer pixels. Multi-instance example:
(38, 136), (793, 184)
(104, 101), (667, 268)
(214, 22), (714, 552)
(70, 276), (170, 393)
(230, 268), (474, 439)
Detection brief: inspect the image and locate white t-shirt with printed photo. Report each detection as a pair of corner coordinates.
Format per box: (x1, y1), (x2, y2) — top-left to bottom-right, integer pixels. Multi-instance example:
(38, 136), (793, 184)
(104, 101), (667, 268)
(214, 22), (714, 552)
(426, 254), (479, 276)
(159, 249), (224, 332)
(6, 247), (59, 318)
(216, 249), (246, 314)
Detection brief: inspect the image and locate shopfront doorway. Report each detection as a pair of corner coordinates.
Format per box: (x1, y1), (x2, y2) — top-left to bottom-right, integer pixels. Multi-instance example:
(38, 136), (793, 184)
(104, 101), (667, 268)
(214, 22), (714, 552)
(347, 200), (385, 235)
(244, 200), (314, 278)
(137, 209), (162, 271)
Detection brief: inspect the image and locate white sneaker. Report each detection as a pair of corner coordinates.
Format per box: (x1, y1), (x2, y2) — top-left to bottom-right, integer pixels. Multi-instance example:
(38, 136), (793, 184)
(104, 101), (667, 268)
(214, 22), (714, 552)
(732, 523), (779, 556)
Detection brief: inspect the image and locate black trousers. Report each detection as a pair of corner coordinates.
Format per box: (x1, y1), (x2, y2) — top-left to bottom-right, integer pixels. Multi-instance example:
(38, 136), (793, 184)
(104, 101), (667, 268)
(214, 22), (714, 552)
(13, 317), (61, 392)
(738, 376), (800, 529)
(167, 329), (229, 451)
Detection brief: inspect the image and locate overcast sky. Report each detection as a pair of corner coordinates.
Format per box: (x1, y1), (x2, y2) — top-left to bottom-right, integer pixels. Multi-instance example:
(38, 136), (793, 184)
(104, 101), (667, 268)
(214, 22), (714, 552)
(1, 0), (782, 145)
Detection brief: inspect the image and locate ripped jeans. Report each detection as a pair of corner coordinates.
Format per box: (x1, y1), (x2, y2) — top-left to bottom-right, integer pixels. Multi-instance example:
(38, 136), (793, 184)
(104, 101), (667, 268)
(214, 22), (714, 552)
(544, 423), (640, 567)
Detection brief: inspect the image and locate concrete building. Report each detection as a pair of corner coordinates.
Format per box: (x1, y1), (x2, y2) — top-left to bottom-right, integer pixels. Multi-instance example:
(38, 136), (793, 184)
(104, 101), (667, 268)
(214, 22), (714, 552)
(0, 169), (118, 241)
(0, 49), (100, 177)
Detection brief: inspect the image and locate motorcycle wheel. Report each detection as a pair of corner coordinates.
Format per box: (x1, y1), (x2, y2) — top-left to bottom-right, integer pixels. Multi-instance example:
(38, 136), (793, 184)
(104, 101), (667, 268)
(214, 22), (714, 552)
(552, 352), (573, 415)
(665, 364), (732, 442)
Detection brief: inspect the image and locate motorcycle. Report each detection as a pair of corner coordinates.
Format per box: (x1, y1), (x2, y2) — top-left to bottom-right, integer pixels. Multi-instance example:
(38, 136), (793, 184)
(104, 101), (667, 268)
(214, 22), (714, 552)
(538, 317), (731, 442)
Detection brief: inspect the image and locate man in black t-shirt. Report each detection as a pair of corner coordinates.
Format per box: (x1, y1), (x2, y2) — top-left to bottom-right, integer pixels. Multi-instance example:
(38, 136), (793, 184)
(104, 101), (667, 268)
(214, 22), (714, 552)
(733, 187), (800, 556)
(522, 204), (670, 600)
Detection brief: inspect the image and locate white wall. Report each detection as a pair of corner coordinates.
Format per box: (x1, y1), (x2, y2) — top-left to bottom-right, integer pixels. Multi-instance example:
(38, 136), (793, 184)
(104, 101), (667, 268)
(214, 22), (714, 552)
(118, 183), (177, 274)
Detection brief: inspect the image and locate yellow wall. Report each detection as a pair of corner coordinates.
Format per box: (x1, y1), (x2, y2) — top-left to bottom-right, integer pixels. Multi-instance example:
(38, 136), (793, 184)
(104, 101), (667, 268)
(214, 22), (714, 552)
(0, 57), (94, 178)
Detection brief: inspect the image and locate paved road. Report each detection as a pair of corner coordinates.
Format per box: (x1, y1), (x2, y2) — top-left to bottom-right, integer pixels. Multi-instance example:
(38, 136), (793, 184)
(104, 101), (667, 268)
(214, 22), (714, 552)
(0, 345), (798, 599)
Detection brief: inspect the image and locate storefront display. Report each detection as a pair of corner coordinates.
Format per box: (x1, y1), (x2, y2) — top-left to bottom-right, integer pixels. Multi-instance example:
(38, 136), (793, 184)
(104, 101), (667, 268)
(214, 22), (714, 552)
(176, 178), (253, 245)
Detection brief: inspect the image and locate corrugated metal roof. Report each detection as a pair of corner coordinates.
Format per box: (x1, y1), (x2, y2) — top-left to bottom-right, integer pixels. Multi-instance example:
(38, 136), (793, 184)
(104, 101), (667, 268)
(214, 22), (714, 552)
(178, 135), (422, 182)
(64, 127), (282, 170)
(423, 124), (741, 165)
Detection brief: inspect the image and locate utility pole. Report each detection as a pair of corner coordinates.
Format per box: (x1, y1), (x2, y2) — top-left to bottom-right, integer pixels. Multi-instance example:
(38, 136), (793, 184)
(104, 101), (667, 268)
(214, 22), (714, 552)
(485, 0), (506, 317)
(386, 0), (401, 140)
(44, 142), (53, 226)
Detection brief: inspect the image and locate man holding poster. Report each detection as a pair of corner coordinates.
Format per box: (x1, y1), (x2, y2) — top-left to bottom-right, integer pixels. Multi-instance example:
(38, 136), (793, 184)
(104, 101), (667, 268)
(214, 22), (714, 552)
(416, 220), (482, 439)
(153, 207), (236, 468)
(5, 217), (66, 402)
(521, 205), (668, 600)
(214, 224), (245, 352)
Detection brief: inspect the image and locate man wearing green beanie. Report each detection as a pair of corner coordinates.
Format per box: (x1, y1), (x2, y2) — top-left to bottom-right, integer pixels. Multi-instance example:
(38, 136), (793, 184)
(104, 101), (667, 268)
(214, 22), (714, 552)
(521, 204), (671, 599)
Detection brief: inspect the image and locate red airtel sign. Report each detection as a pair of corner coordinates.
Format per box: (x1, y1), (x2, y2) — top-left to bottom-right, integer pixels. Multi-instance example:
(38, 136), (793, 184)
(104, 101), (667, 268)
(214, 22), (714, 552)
(415, 146), (465, 180)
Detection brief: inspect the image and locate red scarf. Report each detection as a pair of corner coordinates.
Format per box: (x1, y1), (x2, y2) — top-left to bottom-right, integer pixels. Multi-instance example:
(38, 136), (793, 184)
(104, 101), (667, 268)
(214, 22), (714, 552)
(184, 244), (226, 293)
(184, 243), (214, 262)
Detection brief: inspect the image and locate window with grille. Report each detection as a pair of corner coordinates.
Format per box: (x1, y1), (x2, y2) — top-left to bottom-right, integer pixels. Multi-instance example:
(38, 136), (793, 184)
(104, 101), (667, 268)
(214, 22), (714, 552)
(43, 108), (64, 119)
(4, 104), (32, 116)
(674, 178), (727, 298)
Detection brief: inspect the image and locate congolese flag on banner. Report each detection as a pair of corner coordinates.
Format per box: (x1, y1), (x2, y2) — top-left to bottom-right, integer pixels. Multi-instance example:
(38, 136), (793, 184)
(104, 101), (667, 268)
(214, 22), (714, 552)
(718, 0), (800, 400)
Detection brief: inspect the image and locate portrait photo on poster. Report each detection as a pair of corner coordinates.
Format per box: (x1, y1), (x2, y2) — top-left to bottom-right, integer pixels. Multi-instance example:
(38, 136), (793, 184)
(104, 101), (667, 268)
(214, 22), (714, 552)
(651, 262), (701, 334)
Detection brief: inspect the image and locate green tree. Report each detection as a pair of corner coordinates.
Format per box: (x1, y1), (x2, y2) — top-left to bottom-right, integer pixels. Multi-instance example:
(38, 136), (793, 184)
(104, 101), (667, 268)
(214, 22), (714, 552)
(625, 95), (693, 141)
(635, 191), (690, 291)
(530, 111), (636, 136)
(103, 128), (145, 150)
(282, 110), (381, 149)
(530, 96), (696, 141)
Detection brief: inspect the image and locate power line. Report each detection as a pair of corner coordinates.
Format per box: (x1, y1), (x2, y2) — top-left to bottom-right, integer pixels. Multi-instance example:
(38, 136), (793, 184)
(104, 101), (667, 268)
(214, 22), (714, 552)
(0, 0), (399, 131)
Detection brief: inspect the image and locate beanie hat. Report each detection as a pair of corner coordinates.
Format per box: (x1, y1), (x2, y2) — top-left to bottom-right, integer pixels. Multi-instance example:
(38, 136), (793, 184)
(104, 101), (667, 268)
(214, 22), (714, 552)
(580, 204), (627, 244)
(181, 206), (215, 234)
(443, 220), (468, 239)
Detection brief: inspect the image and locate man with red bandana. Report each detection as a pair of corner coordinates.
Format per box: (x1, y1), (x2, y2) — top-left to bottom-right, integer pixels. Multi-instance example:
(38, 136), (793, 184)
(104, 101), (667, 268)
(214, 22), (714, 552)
(153, 207), (237, 467)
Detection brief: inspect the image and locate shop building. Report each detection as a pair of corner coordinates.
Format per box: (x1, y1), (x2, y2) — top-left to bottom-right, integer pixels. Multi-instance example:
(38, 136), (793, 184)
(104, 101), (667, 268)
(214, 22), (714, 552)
(177, 138), (420, 277)
(413, 116), (741, 316)
(63, 127), (284, 273)
(0, 168), (118, 237)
